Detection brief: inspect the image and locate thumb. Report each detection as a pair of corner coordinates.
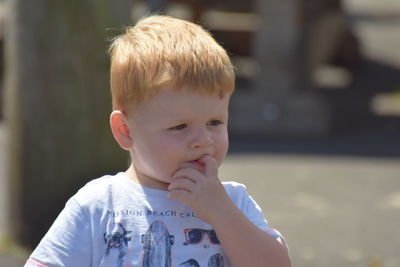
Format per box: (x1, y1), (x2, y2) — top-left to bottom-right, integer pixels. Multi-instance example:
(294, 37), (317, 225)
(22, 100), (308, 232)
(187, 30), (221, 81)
(199, 155), (218, 178)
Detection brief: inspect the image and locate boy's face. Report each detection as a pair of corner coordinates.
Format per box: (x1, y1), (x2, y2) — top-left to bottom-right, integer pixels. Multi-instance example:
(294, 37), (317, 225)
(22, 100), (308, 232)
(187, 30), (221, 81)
(127, 89), (230, 190)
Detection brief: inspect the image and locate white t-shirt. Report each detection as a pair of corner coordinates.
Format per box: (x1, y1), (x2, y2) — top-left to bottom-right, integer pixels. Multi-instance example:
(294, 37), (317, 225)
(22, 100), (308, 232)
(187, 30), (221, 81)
(25, 172), (284, 267)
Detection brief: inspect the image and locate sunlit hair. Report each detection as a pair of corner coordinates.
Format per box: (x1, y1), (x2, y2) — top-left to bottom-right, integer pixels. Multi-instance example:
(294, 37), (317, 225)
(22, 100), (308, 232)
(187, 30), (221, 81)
(109, 15), (235, 112)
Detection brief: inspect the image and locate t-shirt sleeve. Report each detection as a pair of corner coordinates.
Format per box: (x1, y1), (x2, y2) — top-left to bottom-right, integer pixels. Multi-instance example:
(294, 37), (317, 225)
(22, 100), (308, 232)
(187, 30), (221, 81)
(25, 197), (92, 267)
(225, 182), (288, 250)
(245, 188), (288, 250)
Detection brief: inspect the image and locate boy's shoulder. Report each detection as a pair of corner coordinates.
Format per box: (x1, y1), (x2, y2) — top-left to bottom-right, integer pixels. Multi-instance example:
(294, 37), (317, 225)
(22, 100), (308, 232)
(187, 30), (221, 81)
(222, 181), (247, 190)
(72, 172), (128, 205)
(221, 181), (265, 216)
(80, 172), (123, 190)
(222, 181), (249, 198)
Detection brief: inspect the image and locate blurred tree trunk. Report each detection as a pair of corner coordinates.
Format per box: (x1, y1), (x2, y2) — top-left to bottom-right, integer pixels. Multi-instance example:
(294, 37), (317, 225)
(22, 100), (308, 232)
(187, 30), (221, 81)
(4, 0), (132, 248)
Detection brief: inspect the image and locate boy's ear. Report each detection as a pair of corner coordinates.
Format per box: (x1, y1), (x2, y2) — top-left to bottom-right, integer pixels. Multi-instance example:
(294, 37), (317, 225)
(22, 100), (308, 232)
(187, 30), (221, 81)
(110, 110), (133, 150)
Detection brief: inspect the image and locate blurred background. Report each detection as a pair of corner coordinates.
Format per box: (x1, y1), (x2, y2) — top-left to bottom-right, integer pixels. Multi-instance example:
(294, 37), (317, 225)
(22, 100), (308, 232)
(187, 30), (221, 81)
(0, 0), (399, 266)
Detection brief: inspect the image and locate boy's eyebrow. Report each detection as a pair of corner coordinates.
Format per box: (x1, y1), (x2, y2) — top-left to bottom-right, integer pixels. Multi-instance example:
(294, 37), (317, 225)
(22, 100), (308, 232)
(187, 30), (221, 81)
(166, 113), (228, 123)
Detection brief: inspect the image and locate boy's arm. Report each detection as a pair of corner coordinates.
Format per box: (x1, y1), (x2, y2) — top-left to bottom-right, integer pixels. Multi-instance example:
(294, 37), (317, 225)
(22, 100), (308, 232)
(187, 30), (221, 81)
(25, 198), (92, 267)
(209, 197), (290, 267)
(168, 155), (291, 267)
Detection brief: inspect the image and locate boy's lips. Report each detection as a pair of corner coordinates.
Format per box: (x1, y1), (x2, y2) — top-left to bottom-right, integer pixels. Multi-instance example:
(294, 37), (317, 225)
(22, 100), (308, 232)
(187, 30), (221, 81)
(184, 158), (206, 169)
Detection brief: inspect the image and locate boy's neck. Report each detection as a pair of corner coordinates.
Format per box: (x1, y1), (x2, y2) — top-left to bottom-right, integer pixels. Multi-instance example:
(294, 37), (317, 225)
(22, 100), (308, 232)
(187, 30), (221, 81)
(124, 164), (170, 191)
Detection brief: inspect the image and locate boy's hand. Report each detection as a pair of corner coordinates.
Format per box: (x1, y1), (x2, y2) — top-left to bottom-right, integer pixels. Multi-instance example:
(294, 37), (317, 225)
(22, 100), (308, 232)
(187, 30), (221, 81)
(168, 155), (233, 224)
(169, 155), (291, 267)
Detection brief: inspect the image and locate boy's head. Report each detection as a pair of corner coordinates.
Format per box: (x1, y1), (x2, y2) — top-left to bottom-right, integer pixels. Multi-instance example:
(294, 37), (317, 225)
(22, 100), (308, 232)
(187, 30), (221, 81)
(109, 15), (235, 113)
(109, 15), (235, 190)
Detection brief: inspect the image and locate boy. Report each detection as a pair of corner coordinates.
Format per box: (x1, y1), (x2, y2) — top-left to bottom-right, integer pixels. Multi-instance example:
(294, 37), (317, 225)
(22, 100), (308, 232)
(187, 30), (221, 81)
(25, 15), (290, 267)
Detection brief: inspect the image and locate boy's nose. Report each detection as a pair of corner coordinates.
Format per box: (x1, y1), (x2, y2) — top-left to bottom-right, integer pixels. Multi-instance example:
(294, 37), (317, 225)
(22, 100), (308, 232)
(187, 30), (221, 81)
(190, 128), (214, 149)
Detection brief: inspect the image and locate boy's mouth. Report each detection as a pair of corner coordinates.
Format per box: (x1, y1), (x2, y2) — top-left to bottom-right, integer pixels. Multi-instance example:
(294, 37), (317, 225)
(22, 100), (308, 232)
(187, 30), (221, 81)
(185, 158), (206, 169)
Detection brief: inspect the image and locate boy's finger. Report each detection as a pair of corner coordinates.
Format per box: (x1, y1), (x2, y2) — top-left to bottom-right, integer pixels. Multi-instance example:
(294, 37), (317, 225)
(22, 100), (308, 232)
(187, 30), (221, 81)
(168, 177), (196, 192)
(199, 155), (218, 178)
(172, 167), (201, 182)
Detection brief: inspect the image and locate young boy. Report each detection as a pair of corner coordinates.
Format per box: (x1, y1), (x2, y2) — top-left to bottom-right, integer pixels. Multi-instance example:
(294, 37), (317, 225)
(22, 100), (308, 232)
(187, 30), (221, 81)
(25, 15), (290, 267)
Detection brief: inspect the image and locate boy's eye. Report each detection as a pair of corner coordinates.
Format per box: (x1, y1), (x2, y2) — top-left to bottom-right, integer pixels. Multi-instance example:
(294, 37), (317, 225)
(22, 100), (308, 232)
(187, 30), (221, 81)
(169, 124), (187, 131)
(207, 120), (223, 126)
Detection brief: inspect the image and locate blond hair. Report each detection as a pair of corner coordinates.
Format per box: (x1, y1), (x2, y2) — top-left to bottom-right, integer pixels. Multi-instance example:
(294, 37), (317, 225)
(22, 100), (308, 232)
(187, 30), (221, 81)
(109, 15), (235, 111)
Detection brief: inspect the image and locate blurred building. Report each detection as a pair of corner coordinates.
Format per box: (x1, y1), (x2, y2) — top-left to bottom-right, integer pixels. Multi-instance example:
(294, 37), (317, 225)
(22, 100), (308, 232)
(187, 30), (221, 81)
(134, 0), (400, 138)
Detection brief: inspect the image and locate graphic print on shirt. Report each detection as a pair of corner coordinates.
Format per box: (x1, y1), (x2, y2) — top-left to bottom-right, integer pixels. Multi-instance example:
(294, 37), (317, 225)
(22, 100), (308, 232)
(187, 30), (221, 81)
(103, 222), (132, 267)
(183, 228), (220, 249)
(208, 253), (225, 267)
(141, 220), (175, 267)
(179, 258), (200, 267)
